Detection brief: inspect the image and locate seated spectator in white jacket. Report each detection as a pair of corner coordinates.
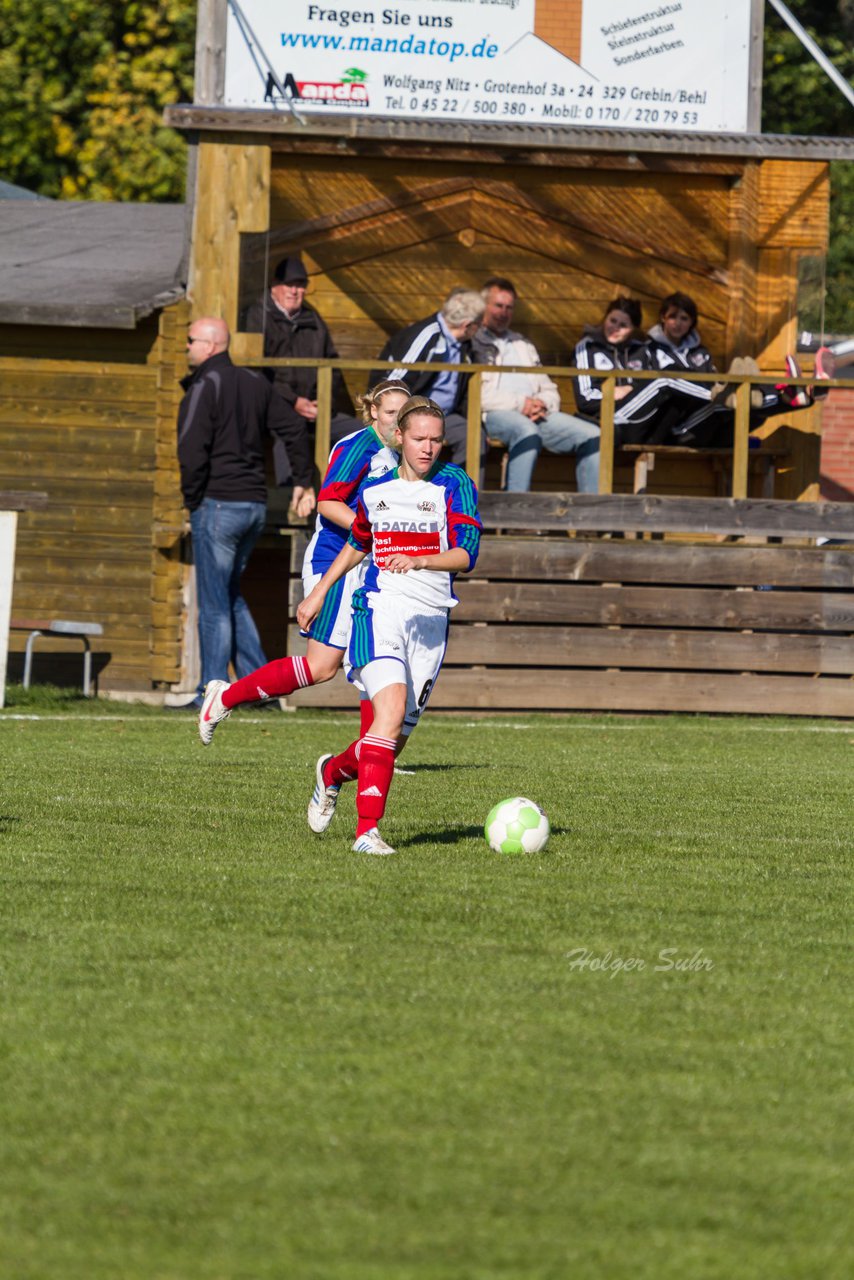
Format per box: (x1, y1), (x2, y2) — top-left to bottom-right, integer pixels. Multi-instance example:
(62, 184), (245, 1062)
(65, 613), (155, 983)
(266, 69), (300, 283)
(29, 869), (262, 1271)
(473, 277), (600, 492)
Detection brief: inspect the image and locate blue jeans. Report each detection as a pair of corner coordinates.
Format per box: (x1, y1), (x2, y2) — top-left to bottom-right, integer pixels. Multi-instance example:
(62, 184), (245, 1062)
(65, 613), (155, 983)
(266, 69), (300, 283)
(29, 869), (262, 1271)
(190, 498), (268, 694)
(484, 409), (600, 492)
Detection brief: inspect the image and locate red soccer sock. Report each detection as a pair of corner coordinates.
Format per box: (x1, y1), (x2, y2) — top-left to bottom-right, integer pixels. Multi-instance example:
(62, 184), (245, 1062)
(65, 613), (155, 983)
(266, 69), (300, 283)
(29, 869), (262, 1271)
(221, 655), (313, 709)
(355, 734), (396, 837)
(325, 738), (361, 789)
(359, 698), (373, 737)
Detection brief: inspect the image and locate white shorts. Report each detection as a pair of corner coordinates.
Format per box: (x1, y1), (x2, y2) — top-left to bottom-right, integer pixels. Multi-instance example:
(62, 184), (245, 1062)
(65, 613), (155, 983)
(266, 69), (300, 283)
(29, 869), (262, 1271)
(348, 588), (449, 735)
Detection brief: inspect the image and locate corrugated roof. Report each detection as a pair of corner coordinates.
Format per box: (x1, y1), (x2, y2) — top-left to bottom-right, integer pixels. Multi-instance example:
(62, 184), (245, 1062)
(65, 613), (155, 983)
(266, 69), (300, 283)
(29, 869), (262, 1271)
(0, 201), (187, 328)
(164, 105), (854, 162)
(0, 179), (52, 201)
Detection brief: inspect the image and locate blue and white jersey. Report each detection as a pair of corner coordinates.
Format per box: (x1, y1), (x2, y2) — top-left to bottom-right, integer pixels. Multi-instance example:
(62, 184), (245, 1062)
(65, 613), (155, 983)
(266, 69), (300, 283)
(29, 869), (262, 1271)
(347, 463), (482, 610)
(303, 426), (397, 574)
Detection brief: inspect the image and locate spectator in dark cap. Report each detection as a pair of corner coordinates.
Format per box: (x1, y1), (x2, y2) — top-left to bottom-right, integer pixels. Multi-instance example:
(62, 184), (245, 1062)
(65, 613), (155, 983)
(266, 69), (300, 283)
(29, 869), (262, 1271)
(245, 252), (362, 471)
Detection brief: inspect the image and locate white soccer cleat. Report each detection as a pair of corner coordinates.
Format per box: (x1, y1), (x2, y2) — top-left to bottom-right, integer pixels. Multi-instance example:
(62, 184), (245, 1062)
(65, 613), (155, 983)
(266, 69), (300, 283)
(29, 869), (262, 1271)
(352, 827), (396, 856)
(308, 754), (340, 833)
(198, 679), (231, 745)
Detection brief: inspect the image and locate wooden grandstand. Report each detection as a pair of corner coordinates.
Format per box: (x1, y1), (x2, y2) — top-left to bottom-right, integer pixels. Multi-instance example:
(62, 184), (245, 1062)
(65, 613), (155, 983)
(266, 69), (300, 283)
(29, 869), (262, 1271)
(4, 78), (854, 712)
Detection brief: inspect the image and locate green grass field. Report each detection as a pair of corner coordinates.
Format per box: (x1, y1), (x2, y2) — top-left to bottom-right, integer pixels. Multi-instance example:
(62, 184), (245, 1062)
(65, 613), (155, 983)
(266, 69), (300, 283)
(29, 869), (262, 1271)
(1, 690), (850, 1279)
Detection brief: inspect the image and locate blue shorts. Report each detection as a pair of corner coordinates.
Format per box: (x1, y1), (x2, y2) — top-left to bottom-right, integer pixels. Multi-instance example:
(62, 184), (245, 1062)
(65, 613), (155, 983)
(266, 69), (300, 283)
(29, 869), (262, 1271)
(301, 564), (363, 649)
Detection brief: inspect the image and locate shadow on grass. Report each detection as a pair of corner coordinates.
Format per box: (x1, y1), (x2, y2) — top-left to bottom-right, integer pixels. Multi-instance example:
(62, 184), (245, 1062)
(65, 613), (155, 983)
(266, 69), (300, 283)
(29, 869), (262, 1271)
(396, 763), (490, 773)
(404, 824), (570, 848)
(0, 815), (21, 832)
(403, 825), (486, 846)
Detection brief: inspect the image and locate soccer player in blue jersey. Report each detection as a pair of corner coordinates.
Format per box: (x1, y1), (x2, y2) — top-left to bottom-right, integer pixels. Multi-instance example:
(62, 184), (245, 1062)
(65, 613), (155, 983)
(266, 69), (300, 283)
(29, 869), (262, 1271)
(297, 396), (482, 855)
(198, 380), (409, 743)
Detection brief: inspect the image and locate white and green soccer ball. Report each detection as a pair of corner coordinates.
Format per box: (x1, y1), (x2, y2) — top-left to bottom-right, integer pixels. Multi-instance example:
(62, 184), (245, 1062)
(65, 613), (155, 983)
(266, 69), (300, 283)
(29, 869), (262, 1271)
(485, 797), (550, 854)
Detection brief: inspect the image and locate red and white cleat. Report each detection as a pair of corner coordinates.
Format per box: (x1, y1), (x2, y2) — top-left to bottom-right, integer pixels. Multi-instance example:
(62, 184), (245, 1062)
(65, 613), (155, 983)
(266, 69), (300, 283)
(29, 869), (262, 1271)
(198, 679), (231, 745)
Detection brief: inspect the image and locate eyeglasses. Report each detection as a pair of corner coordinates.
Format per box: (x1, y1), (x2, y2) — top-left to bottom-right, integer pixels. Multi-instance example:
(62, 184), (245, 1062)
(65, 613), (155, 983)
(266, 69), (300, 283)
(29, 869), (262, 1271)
(187, 336), (208, 344)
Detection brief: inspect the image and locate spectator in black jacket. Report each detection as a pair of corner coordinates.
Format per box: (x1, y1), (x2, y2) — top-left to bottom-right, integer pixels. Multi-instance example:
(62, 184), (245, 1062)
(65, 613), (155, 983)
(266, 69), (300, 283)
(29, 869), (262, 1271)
(648, 291), (818, 446)
(176, 317), (315, 708)
(573, 295), (712, 445)
(369, 288), (486, 470)
(245, 254), (362, 472)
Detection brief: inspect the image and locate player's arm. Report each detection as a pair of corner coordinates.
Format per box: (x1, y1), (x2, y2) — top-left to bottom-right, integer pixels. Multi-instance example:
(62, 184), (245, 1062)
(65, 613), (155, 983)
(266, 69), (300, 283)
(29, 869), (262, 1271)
(296, 542), (366, 629)
(384, 548), (471, 574)
(315, 445), (371, 531)
(296, 495), (373, 629)
(317, 499), (356, 531)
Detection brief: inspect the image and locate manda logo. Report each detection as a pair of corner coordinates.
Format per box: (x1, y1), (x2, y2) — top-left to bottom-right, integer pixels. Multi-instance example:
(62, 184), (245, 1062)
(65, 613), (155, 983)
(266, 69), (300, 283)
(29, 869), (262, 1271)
(417, 500), (437, 513)
(266, 68), (369, 108)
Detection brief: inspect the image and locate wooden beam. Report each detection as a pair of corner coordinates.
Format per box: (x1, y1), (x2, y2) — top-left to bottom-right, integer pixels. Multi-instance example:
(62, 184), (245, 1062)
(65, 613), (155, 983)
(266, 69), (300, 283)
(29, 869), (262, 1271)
(288, 575), (854, 630)
(748, 0), (766, 133)
(731, 380), (751, 498)
(284, 666), (854, 717)
(189, 141), (271, 327)
(466, 370), (482, 486)
(193, 0), (227, 106)
(726, 161), (760, 362)
(598, 378), (615, 495)
(472, 536), (854, 588)
(289, 623), (854, 675)
(0, 491), (48, 511)
(315, 365), (332, 476)
(162, 107), (854, 162)
(477, 493), (854, 539)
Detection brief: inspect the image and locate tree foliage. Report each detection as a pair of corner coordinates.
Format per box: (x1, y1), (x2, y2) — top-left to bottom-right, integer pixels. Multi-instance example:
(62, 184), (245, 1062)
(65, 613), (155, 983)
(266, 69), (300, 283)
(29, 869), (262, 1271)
(2, 1), (854, 331)
(0, 1), (195, 202)
(763, 0), (854, 333)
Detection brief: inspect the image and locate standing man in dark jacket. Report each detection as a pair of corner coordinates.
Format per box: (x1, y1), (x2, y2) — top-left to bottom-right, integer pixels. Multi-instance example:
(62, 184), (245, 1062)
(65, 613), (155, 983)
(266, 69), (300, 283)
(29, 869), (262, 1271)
(245, 253), (362, 466)
(176, 317), (315, 708)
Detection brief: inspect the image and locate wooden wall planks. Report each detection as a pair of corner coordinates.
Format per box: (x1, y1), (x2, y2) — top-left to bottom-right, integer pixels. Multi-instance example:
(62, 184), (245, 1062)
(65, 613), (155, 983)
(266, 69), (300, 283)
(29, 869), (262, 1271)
(0, 309), (183, 690)
(283, 527), (854, 717)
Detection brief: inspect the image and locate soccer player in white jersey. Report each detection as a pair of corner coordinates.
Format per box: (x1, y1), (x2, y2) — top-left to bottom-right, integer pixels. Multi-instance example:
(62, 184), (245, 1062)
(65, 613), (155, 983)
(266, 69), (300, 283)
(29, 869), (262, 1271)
(297, 396), (482, 856)
(197, 381), (408, 744)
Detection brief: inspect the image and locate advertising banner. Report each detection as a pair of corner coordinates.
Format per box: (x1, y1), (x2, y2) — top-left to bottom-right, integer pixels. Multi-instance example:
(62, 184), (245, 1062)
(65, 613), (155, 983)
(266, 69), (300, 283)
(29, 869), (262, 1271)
(224, 0), (753, 134)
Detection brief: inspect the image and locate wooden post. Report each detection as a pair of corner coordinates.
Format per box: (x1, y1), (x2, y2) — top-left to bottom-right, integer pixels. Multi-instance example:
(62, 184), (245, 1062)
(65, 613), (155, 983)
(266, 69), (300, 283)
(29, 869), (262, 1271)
(732, 380), (751, 498)
(747, 0), (765, 133)
(598, 377), (616, 495)
(0, 510), (17, 709)
(194, 0), (227, 105)
(315, 364), (332, 475)
(726, 163), (760, 362)
(190, 141), (271, 332)
(466, 369), (482, 486)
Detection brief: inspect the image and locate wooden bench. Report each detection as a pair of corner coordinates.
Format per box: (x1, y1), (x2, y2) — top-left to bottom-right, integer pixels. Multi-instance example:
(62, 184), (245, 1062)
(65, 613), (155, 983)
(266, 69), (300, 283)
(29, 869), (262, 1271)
(620, 444), (791, 498)
(11, 617), (104, 697)
(485, 439), (790, 498)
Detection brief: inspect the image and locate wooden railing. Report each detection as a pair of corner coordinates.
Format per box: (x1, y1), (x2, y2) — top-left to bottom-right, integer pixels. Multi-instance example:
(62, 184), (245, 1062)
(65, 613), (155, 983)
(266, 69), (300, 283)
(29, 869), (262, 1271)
(238, 354), (847, 498)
